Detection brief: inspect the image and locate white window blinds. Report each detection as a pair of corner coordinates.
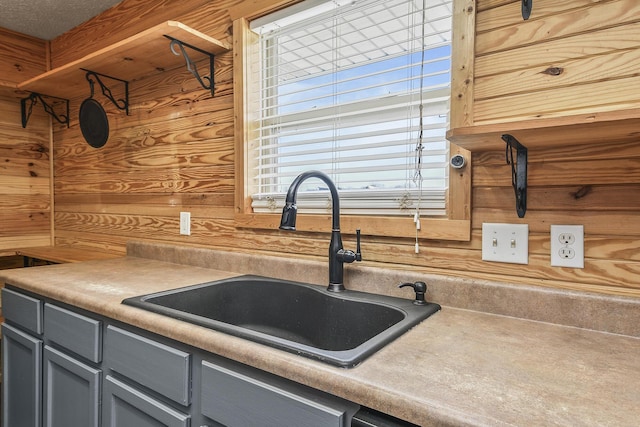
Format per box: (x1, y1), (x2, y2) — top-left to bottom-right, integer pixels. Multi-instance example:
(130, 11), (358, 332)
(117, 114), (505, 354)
(250, 0), (452, 216)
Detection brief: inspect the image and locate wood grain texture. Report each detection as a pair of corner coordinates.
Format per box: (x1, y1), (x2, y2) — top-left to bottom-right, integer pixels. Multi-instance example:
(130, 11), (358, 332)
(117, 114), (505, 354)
(448, 0), (475, 128)
(0, 91), (52, 251)
(451, 0), (640, 150)
(0, 0), (627, 297)
(20, 21), (231, 99)
(0, 28), (47, 87)
(49, 0), (222, 67)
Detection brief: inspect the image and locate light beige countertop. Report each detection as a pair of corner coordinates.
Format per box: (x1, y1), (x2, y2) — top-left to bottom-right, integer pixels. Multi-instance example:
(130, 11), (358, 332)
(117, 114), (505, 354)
(1, 241), (639, 426)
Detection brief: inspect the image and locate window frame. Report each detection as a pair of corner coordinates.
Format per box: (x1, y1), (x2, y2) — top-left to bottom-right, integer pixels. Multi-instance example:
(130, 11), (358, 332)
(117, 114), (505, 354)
(232, 0), (472, 241)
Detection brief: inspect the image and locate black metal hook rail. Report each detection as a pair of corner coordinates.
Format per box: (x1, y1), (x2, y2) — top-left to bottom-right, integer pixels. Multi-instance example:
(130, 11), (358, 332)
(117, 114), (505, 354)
(502, 134), (528, 218)
(522, 0), (533, 20)
(20, 93), (70, 128)
(166, 36), (216, 97)
(82, 69), (130, 115)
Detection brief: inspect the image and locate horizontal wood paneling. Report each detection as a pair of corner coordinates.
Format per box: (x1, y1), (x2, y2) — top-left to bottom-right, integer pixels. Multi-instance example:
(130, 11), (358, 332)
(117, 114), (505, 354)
(476, 0), (639, 55)
(0, 89), (52, 251)
(0, 28), (47, 87)
(49, 0), (237, 258)
(35, 0), (640, 297)
(474, 0), (640, 124)
(475, 20), (640, 78)
(49, 0), (235, 68)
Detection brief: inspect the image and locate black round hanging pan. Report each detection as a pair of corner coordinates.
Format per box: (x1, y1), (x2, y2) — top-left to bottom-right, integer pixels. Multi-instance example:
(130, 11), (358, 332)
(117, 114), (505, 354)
(79, 97), (109, 148)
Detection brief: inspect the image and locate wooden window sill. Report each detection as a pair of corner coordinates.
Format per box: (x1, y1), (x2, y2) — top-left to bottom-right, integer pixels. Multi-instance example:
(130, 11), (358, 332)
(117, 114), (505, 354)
(235, 213), (470, 241)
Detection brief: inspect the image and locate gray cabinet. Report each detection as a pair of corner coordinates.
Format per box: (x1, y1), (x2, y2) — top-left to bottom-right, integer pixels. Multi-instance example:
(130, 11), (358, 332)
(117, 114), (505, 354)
(2, 287), (43, 335)
(1, 286), (368, 427)
(1, 287), (44, 427)
(1, 323), (43, 427)
(200, 359), (358, 427)
(105, 325), (190, 406)
(44, 303), (102, 363)
(103, 375), (190, 427)
(103, 326), (191, 427)
(1, 289), (102, 427)
(43, 346), (101, 427)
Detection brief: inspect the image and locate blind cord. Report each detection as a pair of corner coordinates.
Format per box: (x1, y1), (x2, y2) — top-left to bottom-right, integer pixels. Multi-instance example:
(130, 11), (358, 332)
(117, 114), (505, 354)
(413, 0), (427, 254)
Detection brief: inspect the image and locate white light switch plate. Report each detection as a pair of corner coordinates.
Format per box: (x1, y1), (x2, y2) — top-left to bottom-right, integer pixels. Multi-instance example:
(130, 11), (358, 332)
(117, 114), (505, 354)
(482, 223), (529, 265)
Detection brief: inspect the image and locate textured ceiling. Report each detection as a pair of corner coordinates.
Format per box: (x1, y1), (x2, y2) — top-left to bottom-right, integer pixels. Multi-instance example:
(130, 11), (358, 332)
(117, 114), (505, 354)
(0, 0), (123, 40)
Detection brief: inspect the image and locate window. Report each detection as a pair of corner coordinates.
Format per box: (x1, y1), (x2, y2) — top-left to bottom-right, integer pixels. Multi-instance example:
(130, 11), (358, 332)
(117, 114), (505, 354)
(233, 0), (471, 241)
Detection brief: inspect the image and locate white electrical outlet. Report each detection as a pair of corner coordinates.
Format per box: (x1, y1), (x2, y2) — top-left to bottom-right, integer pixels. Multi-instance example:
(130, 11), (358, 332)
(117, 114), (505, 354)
(180, 212), (191, 236)
(482, 223), (529, 265)
(550, 225), (584, 268)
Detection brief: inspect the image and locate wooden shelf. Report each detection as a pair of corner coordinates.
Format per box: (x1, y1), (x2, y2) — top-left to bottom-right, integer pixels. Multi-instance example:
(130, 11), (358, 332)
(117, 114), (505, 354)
(18, 21), (231, 100)
(0, 80), (17, 90)
(447, 108), (640, 152)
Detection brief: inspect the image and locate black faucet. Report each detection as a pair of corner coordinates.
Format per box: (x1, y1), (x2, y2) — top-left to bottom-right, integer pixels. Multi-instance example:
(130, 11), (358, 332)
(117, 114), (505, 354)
(279, 170), (362, 292)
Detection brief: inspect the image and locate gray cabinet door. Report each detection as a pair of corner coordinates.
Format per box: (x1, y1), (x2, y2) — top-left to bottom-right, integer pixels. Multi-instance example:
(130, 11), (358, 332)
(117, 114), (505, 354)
(43, 346), (101, 427)
(103, 375), (190, 427)
(2, 323), (43, 427)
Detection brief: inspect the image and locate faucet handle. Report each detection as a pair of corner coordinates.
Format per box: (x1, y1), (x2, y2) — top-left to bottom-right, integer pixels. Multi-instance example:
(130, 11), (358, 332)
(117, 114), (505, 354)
(399, 281), (427, 305)
(336, 229), (362, 264)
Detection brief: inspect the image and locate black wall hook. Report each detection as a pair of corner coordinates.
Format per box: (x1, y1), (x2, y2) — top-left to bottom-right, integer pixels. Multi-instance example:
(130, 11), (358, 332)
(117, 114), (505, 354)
(502, 134), (528, 218)
(522, 0), (533, 20)
(166, 36), (216, 97)
(21, 93), (69, 128)
(83, 69), (130, 115)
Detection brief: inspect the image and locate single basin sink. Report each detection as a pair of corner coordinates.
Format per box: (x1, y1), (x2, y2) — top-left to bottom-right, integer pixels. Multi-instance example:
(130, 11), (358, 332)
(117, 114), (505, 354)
(123, 275), (440, 367)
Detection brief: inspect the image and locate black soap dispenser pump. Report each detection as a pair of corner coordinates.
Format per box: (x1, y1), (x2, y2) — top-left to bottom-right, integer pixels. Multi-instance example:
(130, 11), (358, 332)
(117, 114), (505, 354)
(399, 281), (428, 305)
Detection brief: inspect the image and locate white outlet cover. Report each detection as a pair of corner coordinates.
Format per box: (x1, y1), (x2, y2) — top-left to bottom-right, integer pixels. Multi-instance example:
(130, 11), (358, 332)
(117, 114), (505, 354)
(551, 225), (584, 268)
(482, 223), (529, 265)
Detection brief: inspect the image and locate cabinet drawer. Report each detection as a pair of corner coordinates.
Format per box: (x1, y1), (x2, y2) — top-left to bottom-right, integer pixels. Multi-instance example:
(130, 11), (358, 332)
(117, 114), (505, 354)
(45, 303), (102, 363)
(2, 287), (43, 335)
(105, 325), (191, 406)
(104, 375), (190, 427)
(201, 360), (357, 427)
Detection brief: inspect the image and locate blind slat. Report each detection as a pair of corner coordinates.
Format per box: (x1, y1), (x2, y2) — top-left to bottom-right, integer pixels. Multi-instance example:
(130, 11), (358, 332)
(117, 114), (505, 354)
(250, 0), (452, 216)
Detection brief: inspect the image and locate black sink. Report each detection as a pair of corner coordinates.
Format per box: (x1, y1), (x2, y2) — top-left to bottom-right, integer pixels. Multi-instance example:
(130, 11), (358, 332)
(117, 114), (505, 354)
(123, 275), (440, 367)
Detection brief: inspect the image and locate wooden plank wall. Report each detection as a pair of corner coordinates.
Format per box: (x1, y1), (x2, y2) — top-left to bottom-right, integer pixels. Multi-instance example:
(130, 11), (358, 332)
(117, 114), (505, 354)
(41, 0), (640, 297)
(474, 0), (640, 124)
(50, 0), (238, 255)
(470, 0), (640, 295)
(0, 88), (52, 254)
(0, 29), (50, 255)
(0, 28), (47, 87)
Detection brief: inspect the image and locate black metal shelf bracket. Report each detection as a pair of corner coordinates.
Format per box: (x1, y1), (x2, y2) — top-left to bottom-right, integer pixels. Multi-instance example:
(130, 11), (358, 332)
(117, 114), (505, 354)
(502, 134), (528, 218)
(21, 93), (69, 128)
(83, 69), (129, 115)
(165, 36), (215, 97)
(522, 0), (533, 20)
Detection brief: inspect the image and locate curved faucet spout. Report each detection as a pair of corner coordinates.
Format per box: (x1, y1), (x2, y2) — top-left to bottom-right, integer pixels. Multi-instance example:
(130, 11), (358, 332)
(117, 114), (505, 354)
(280, 170), (340, 231)
(279, 170), (361, 292)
